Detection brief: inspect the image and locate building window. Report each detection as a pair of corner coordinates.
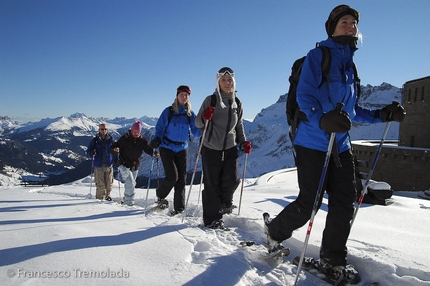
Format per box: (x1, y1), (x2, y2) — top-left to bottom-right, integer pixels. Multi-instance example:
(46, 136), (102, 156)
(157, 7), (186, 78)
(414, 88), (418, 102)
(421, 86), (425, 102)
(410, 135), (415, 147)
(408, 89), (411, 103)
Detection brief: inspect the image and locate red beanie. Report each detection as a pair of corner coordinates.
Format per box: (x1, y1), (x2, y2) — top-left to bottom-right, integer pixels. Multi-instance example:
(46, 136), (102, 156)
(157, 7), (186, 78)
(176, 85), (191, 96)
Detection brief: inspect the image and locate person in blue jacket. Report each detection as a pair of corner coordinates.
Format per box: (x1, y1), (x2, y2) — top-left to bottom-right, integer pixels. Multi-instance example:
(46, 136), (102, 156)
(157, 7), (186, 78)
(86, 123), (116, 201)
(263, 4), (405, 283)
(150, 85), (201, 215)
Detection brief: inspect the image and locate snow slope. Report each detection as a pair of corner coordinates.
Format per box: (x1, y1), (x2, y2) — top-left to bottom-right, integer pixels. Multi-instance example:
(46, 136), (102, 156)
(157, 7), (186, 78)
(1, 169), (429, 286)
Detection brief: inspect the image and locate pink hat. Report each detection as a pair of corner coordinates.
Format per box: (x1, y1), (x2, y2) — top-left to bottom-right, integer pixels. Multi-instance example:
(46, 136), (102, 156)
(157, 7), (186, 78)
(131, 121), (142, 132)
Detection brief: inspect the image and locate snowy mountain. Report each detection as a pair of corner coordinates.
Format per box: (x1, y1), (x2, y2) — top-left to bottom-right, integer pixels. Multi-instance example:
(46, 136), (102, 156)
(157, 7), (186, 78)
(0, 83), (402, 185)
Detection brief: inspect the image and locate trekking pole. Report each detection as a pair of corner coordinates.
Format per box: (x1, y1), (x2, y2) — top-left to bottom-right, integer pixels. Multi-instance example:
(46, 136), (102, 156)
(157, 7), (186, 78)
(156, 157), (160, 189)
(117, 167), (122, 203)
(351, 121), (391, 227)
(182, 120), (209, 221)
(144, 150), (156, 214)
(89, 155), (95, 198)
(294, 102), (343, 286)
(237, 153), (249, 215)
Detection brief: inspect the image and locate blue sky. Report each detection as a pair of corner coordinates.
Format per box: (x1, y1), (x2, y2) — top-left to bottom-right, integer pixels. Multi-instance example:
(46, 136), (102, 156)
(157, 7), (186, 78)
(1, 0), (429, 123)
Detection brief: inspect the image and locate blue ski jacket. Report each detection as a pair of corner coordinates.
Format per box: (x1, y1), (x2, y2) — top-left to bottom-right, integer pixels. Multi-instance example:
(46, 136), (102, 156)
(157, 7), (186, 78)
(294, 38), (383, 153)
(154, 105), (201, 153)
(86, 134), (116, 168)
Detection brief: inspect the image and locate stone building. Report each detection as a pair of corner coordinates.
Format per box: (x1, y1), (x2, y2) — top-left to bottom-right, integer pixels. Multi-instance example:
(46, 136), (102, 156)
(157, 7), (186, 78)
(352, 76), (430, 191)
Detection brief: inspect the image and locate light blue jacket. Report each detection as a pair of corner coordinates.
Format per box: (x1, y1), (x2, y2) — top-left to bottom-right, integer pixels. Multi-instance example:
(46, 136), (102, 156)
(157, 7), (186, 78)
(154, 105), (201, 153)
(294, 38), (383, 153)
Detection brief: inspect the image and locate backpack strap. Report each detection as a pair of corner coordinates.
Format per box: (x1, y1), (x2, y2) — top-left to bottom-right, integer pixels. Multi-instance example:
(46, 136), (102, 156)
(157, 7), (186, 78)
(318, 45), (331, 87)
(210, 93), (217, 108)
(167, 106), (174, 123)
(92, 134), (99, 151)
(164, 106), (192, 143)
(353, 62), (361, 100)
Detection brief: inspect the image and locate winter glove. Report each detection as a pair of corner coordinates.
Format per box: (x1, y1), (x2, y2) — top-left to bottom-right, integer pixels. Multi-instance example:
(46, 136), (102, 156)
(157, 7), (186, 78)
(241, 141), (252, 154)
(380, 101), (406, 122)
(149, 138), (161, 149)
(202, 106), (215, 121)
(319, 109), (351, 133)
(90, 150), (96, 156)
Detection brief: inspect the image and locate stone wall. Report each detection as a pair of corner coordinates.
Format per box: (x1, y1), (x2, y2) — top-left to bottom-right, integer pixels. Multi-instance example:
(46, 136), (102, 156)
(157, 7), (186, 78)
(399, 76), (430, 148)
(353, 141), (430, 191)
(352, 76), (430, 192)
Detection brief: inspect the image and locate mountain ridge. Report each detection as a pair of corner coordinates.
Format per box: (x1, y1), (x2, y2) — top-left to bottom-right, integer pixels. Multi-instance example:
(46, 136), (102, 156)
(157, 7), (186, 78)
(0, 82), (402, 185)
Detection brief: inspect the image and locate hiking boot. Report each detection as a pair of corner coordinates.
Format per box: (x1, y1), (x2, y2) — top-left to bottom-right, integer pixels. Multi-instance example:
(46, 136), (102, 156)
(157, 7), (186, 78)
(206, 219), (225, 230)
(319, 258), (361, 284)
(263, 212), (283, 253)
(168, 210), (182, 216)
(156, 198), (169, 209)
(219, 203), (237, 214)
(105, 196), (112, 201)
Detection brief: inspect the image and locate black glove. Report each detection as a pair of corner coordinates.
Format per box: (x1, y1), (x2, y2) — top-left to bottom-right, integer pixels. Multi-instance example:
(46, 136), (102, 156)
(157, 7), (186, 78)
(149, 138), (161, 149)
(320, 109), (351, 133)
(380, 101), (406, 122)
(90, 150), (96, 156)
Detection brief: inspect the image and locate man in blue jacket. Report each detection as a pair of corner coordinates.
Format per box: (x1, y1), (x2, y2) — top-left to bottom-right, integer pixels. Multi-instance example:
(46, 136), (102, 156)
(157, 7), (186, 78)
(87, 123), (116, 201)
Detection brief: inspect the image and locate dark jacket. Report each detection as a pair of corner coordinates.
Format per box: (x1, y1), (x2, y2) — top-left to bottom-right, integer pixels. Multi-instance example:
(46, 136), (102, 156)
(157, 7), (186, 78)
(110, 131), (153, 171)
(86, 133), (116, 168)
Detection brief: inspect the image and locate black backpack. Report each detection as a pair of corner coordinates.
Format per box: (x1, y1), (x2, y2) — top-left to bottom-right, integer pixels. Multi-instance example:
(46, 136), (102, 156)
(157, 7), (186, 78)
(286, 44), (360, 144)
(286, 45), (331, 144)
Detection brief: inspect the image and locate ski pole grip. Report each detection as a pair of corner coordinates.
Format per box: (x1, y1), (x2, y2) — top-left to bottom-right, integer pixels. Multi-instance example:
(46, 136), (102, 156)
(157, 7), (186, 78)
(335, 102), (344, 113)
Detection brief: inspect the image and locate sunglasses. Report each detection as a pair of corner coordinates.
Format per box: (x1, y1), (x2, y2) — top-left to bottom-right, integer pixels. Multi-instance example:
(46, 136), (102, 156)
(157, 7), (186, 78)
(99, 128), (107, 130)
(217, 67), (234, 77)
(329, 5), (359, 21)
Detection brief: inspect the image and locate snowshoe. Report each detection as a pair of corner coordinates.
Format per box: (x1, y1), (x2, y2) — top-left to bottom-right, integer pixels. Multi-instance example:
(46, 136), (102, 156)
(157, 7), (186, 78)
(156, 198), (169, 210)
(262, 212), (283, 254)
(206, 219), (225, 230)
(293, 256), (361, 285)
(219, 204), (237, 214)
(168, 210), (182, 217)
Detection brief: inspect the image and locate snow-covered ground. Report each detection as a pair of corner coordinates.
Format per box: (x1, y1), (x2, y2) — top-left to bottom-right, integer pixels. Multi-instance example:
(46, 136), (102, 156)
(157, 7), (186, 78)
(1, 168), (429, 286)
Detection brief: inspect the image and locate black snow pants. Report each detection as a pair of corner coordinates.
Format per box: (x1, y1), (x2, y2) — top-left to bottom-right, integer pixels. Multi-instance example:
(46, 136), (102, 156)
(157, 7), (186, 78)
(201, 146), (240, 226)
(268, 145), (357, 266)
(156, 147), (188, 212)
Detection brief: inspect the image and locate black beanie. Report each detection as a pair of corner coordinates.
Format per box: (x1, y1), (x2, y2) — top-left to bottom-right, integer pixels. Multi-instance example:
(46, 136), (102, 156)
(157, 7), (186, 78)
(325, 4), (359, 37)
